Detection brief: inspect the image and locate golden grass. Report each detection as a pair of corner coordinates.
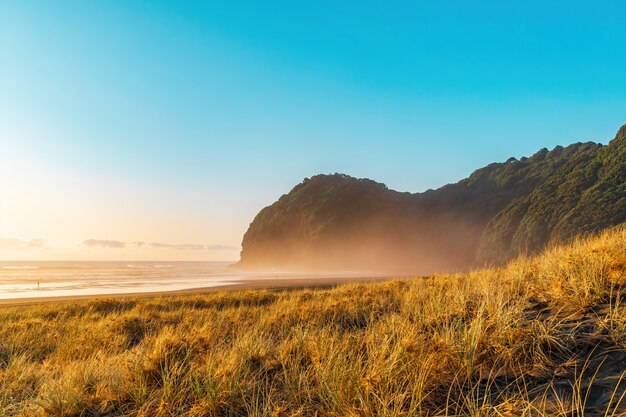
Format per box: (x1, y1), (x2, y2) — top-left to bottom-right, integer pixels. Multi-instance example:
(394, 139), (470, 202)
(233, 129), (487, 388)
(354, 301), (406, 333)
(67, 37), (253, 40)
(2, 227), (626, 416)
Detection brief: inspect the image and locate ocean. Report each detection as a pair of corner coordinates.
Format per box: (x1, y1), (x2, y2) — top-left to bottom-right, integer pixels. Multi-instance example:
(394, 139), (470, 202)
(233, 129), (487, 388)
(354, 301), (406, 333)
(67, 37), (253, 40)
(0, 260), (249, 300)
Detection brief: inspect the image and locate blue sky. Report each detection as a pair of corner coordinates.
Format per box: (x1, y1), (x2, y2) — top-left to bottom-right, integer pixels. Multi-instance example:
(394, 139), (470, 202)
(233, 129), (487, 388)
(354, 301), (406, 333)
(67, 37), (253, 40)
(1, 1), (625, 260)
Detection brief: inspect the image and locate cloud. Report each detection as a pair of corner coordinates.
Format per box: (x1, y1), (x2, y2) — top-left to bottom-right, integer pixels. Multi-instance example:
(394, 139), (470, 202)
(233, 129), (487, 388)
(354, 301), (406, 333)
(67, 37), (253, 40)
(0, 238), (22, 249)
(83, 239), (126, 248)
(26, 239), (44, 248)
(150, 242), (205, 250)
(0, 238), (45, 249)
(206, 244), (239, 251)
(82, 239), (238, 251)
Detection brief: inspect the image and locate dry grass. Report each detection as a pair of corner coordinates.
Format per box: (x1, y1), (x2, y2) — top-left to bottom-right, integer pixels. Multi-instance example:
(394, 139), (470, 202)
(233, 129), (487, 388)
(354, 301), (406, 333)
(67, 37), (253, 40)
(2, 227), (626, 416)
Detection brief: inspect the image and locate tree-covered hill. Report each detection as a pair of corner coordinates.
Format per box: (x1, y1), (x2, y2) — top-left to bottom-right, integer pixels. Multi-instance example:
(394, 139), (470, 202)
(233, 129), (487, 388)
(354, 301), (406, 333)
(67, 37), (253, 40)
(238, 124), (626, 273)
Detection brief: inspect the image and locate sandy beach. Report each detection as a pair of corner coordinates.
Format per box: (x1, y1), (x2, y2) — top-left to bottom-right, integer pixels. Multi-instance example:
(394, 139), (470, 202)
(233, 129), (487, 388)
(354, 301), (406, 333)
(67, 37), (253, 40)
(0, 274), (400, 306)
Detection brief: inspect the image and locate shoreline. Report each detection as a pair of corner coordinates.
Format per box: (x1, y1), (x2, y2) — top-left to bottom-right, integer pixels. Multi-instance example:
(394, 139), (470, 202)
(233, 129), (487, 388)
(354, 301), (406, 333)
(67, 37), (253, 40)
(0, 274), (406, 307)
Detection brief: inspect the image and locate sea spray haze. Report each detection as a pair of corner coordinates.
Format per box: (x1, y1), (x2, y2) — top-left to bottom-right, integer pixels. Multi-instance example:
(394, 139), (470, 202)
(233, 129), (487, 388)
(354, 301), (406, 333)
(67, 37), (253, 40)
(0, 261), (237, 300)
(238, 125), (626, 273)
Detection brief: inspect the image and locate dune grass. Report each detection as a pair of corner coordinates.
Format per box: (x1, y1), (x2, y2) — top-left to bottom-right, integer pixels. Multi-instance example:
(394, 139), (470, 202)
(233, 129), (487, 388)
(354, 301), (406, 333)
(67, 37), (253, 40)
(2, 228), (626, 416)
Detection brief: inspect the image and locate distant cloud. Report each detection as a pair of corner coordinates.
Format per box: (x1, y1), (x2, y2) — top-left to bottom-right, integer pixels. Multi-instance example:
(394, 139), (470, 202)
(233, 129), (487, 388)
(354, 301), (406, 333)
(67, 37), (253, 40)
(0, 238), (45, 249)
(206, 244), (239, 251)
(0, 238), (22, 249)
(83, 239), (126, 248)
(26, 239), (44, 248)
(150, 242), (205, 250)
(82, 239), (237, 251)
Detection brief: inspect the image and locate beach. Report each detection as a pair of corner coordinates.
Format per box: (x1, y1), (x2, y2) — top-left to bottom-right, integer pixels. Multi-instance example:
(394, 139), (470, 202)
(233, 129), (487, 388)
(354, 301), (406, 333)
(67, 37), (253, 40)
(0, 260), (395, 305)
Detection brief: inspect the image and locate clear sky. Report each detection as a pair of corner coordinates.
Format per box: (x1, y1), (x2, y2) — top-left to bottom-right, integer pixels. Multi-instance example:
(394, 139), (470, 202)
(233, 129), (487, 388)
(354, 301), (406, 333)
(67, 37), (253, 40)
(1, 1), (625, 261)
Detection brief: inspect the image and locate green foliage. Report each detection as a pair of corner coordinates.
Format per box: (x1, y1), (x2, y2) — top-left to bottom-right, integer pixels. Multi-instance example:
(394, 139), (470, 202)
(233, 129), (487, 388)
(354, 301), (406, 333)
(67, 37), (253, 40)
(482, 126), (626, 263)
(239, 124), (626, 271)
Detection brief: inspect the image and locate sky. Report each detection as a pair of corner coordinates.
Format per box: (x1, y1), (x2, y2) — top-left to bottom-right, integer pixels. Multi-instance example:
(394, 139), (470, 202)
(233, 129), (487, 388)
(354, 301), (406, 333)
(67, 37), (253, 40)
(1, 0), (625, 261)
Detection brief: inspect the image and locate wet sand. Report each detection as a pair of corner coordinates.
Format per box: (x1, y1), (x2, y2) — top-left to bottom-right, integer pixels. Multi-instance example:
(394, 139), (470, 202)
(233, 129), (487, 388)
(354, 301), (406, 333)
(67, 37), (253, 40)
(0, 274), (401, 306)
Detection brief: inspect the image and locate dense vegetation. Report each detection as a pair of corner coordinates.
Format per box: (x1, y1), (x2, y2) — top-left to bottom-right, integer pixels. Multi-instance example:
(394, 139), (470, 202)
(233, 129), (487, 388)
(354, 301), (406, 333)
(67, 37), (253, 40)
(239, 124), (626, 272)
(3, 227), (626, 416)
